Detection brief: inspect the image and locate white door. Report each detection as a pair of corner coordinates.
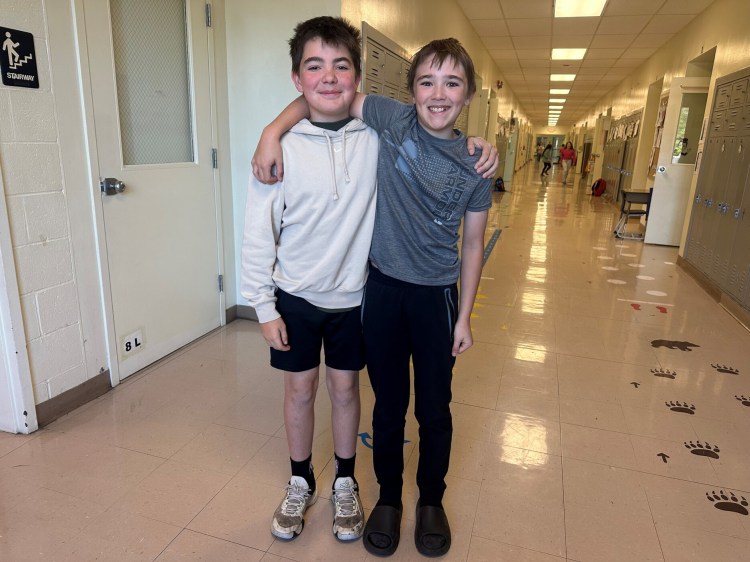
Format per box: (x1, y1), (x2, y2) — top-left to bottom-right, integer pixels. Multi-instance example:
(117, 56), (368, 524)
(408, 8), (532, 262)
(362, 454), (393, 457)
(645, 77), (709, 245)
(84, 0), (222, 380)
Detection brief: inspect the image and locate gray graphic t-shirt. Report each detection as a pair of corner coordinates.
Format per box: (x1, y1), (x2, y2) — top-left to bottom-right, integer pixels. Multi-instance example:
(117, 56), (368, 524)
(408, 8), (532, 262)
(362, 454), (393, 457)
(363, 95), (492, 285)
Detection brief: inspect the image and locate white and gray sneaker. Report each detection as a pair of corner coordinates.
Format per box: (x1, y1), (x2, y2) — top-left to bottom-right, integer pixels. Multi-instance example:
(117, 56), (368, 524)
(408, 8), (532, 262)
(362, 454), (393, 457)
(271, 476), (318, 540)
(331, 476), (364, 541)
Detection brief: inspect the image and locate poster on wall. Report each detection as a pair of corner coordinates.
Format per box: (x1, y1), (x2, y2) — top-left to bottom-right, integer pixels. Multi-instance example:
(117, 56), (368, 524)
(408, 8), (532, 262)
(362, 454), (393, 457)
(1, 27), (39, 88)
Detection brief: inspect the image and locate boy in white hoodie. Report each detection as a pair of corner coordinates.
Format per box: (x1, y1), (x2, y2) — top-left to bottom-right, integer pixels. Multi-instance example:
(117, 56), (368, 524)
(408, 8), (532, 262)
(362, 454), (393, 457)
(240, 17), (378, 542)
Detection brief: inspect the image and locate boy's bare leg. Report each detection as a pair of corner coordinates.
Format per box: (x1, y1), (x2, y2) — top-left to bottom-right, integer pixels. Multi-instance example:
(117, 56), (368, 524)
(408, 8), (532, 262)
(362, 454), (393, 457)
(284, 368), (320, 460)
(325, 367), (360, 457)
(272, 368), (320, 541)
(325, 366), (365, 541)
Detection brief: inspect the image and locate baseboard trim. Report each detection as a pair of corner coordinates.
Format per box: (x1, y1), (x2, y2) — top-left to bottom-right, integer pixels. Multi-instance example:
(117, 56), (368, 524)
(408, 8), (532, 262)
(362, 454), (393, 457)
(677, 256), (750, 331)
(225, 305), (238, 324)
(36, 371), (111, 427)
(236, 304), (258, 321)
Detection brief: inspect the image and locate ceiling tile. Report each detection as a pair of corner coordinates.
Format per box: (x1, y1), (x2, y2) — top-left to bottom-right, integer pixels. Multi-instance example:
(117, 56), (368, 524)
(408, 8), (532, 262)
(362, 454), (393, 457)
(500, 0), (553, 19)
(611, 58), (642, 68)
(597, 15), (651, 34)
(516, 49), (551, 60)
(604, 0), (666, 16)
(553, 17), (600, 36)
(580, 58), (615, 68)
(622, 47), (657, 58)
(633, 33), (673, 48)
(489, 49), (519, 60)
(576, 68), (608, 78)
(521, 59), (552, 68)
(586, 48), (625, 59)
(513, 35), (551, 49)
(471, 19), (511, 36)
(659, 0), (714, 15)
(551, 61), (582, 72)
(642, 14), (695, 34)
(457, 0), (504, 20)
(551, 35), (593, 48)
(483, 36), (515, 49)
(590, 34), (637, 48)
(506, 18), (552, 36)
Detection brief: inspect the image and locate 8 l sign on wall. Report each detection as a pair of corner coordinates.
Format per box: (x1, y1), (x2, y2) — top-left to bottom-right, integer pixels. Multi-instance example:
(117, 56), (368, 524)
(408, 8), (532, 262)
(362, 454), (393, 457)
(1, 27), (39, 88)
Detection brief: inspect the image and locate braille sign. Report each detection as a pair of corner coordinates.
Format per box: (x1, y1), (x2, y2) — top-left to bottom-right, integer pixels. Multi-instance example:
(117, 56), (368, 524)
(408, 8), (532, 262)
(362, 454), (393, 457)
(1, 27), (39, 89)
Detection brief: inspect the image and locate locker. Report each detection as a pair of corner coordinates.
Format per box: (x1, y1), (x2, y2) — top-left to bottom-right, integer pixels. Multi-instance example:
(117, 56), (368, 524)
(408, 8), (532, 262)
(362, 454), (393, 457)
(710, 136), (748, 286)
(730, 79), (748, 107)
(715, 84), (732, 110)
(686, 136), (733, 268)
(725, 136), (750, 302)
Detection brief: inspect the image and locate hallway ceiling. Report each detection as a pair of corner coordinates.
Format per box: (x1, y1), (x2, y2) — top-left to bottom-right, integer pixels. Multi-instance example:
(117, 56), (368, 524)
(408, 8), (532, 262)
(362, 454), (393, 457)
(457, 0), (715, 128)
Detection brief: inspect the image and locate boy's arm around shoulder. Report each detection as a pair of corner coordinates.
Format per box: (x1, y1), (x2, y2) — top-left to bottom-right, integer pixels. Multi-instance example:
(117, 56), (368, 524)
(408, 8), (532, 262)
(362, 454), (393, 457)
(452, 209), (489, 357)
(251, 96), (310, 184)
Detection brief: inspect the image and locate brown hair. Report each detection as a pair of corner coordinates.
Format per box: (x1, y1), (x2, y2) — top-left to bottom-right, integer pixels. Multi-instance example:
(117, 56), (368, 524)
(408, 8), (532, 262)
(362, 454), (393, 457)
(288, 16), (362, 79)
(406, 38), (477, 98)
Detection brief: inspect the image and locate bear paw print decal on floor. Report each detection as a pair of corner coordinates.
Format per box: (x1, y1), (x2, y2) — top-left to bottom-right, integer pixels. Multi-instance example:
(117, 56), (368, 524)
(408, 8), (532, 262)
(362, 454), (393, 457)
(665, 401), (695, 414)
(651, 368), (676, 379)
(736, 395), (750, 407)
(684, 441), (720, 459)
(711, 364), (739, 375)
(706, 490), (749, 515)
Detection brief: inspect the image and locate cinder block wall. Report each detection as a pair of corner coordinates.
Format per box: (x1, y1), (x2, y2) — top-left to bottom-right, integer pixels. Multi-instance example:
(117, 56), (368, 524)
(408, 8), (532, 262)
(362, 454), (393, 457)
(0, 0), (87, 403)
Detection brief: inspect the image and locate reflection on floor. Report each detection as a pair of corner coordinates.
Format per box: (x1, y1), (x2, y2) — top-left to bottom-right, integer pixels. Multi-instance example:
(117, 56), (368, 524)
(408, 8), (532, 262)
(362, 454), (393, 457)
(2, 163), (750, 561)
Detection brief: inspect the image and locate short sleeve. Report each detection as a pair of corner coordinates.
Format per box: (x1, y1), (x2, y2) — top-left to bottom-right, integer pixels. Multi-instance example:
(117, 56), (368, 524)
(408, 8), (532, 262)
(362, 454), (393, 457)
(362, 95), (413, 135)
(467, 178), (493, 212)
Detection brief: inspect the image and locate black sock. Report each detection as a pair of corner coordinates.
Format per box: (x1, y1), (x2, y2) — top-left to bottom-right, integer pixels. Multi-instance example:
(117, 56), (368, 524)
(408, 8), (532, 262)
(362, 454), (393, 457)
(290, 455), (315, 493)
(334, 453), (356, 479)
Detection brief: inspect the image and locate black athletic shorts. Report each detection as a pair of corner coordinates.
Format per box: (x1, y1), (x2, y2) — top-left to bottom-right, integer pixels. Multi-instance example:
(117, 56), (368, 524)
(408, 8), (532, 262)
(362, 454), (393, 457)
(270, 289), (366, 373)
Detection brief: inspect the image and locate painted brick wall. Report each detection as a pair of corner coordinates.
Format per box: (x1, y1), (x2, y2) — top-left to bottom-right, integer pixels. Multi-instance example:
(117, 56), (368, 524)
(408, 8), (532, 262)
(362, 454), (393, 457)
(0, 0), (87, 403)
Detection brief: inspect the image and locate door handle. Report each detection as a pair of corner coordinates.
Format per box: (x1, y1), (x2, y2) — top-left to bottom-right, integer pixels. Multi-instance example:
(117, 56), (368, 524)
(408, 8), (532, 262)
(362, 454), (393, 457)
(100, 177), (126, 196)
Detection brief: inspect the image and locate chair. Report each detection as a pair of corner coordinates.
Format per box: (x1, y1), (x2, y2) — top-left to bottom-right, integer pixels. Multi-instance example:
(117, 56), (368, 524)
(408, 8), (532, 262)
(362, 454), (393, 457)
(613, 188), (652, 239)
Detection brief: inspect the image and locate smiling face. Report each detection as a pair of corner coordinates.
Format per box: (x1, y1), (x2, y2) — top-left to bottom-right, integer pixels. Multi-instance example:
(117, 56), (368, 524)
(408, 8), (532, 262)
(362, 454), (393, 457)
(411, 54), (472, 139)
(292, 37), (359, 122)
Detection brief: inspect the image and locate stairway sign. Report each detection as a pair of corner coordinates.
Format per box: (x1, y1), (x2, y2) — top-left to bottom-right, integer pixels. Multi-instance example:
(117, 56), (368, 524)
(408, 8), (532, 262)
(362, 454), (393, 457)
(1, 27), (39, 88)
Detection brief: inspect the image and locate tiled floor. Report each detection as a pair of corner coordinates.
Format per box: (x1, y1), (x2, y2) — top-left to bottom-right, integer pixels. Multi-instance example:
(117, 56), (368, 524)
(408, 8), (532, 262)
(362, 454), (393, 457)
(2, 163), (750, 561)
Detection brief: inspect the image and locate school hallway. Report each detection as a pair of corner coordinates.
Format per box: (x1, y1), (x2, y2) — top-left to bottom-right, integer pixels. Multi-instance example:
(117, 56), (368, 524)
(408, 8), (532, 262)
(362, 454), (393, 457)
(0, 162), (747, 561)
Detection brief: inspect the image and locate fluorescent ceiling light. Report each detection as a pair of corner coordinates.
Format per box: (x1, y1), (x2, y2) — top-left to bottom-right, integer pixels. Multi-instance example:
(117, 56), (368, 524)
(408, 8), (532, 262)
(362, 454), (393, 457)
(554, 0), (607, 18)
(549, 98), (567, 103)
(550, 74), (576, 81)
(550, 88), (570, 94)
(549, 105), (564, 109)
(552, 48), (586, 60)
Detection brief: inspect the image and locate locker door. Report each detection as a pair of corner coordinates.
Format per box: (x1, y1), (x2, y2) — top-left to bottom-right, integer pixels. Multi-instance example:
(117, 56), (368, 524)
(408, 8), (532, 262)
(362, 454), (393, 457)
(686, 136), (729, 269)
(725, 135), (750, 302)
(699, 137), (735, 275)
(712, 136), (748, 286)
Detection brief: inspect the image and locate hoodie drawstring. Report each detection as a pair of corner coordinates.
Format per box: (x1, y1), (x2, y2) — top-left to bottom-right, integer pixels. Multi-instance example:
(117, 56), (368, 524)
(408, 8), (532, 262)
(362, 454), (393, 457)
(324, 126), (352, 201)
(323, 133), (339, 200)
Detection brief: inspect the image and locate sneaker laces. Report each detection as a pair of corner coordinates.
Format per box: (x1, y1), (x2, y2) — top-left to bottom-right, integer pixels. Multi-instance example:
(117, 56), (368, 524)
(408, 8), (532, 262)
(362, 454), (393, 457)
(280, 482), (310, 516)
(333, 480), (359, 517)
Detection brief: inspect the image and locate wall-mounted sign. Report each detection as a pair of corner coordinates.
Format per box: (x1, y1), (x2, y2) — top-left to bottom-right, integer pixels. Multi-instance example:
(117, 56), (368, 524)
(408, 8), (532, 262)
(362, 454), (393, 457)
(1, 27), (39, 89)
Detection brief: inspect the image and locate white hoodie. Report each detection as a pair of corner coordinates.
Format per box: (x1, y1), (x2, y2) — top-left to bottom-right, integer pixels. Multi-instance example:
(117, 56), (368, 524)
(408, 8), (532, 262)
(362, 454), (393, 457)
(241, 118), (379, 323)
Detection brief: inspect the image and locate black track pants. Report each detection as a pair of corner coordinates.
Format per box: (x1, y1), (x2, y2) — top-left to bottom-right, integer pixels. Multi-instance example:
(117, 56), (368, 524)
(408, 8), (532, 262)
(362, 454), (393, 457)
(362, 266), (457, 506)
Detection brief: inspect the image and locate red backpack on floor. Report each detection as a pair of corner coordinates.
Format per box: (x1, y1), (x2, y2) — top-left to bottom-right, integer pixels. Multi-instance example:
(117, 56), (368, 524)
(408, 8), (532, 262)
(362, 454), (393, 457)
(591, 178), (606, 196)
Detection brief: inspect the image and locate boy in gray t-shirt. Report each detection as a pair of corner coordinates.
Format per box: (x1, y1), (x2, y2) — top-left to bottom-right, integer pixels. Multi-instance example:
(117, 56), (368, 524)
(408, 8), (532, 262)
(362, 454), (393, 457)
(252, 38), (493, 558)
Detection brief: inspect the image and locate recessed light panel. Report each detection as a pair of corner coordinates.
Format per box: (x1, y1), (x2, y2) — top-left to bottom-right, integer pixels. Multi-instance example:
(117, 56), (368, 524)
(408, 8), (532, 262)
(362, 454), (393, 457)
(549, 98), (567, 103)
(554, 0), (606, 18)
(551, 48), (586, 60)
(550, 88), (570, 94)
(550, 74), (576, 81)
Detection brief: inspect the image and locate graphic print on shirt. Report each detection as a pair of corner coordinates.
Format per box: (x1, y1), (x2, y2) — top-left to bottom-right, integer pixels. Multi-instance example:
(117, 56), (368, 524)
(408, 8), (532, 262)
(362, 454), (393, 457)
(389, 134), (473, 225)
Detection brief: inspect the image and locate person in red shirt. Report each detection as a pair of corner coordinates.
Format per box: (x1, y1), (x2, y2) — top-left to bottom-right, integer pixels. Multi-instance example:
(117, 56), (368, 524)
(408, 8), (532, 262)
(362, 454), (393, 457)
(560, 141), (577, 185)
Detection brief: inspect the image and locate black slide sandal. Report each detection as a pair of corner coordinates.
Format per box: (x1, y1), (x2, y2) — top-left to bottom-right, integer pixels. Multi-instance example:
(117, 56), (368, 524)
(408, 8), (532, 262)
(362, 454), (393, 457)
(363, 504), (402, 557)
(414, 502), (451, 557)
